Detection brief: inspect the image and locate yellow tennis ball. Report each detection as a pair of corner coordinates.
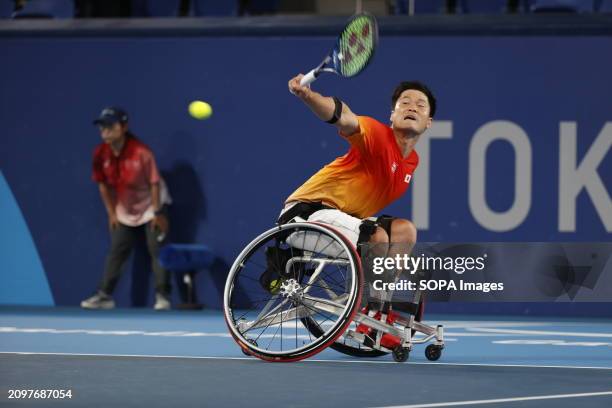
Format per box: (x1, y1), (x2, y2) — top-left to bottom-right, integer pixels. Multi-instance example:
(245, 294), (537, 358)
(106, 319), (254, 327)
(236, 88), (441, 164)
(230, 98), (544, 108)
(188, 100), (212, 120)
(269, 279), (281, 294)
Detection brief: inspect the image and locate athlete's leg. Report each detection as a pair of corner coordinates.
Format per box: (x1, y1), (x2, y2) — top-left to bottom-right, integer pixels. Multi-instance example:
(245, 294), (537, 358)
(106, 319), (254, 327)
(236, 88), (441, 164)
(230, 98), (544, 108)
(369, 227), (390, 245)
(388, 219), (417, 261)
(369, 219), (417, 310)
(388, 218), (417, 280)
(364, 226), (390, 309)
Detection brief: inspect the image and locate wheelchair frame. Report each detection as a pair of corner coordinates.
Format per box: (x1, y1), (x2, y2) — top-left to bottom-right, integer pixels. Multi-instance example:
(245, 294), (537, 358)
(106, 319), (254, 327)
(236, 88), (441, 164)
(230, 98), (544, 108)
(223, 220), (445, 363)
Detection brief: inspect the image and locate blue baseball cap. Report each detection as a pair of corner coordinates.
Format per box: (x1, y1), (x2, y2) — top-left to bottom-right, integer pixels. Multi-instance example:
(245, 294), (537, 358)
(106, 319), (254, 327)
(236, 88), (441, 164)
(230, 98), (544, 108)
(93, 107), (129, 126)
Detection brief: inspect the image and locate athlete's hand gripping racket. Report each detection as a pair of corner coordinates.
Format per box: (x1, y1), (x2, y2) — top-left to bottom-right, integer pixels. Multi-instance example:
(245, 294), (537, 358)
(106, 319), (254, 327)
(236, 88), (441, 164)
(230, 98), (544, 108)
(300, 13), (379, 87)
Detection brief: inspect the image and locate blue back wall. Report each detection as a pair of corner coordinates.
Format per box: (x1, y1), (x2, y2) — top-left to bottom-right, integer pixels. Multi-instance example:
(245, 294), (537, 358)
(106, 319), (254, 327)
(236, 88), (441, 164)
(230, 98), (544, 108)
(1, 33), (610, 307)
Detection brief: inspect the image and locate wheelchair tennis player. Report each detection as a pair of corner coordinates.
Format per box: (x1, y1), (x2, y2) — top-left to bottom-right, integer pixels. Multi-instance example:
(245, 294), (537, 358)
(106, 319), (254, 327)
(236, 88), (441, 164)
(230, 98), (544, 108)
(278, 73), (437, 333)
(224, 74), (442, 362)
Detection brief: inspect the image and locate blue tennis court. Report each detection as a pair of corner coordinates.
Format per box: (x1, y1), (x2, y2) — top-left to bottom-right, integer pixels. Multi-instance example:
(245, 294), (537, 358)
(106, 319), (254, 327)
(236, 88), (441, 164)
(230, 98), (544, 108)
(2, 3), (612, 408)
(2, 307), (611, 407)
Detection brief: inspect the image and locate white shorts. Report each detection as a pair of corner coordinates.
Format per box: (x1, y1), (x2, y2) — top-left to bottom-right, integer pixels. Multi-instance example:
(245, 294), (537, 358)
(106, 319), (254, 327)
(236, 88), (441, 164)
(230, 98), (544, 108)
(280, 202), (363, 248)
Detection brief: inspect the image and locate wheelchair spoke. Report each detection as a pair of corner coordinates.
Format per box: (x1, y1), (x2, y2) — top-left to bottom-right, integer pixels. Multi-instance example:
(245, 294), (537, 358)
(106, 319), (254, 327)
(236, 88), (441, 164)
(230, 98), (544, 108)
(299, 235), (350, 292)
(288, 241), (300, 281)
(303, 260), (348, 294)
(244, 258), (267, 272)
(246, 303), (313, 330)
(319, 237), (350, 287)
(315, 269), (347, 293)
(244, 298), (290, 334)
(237, 294), (280, 307)
(302, 294), (349, 317)
(298, 301), (336, 329)
(266, 298), (286, 351)
(252, 294), (284, 327)
(233, 295), (281, 322)
(310, 234), (339, 258)
(296, 278), (349, 296)
(314, 277), (341, 299)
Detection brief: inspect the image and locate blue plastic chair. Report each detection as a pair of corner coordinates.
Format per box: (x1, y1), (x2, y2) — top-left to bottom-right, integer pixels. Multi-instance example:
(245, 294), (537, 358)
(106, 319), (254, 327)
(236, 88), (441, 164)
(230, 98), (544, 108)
(192, 0), (237, 16)
(159, 244), (215, 271)
(159, 244), (215, 308)
(12, 0), (74, 18)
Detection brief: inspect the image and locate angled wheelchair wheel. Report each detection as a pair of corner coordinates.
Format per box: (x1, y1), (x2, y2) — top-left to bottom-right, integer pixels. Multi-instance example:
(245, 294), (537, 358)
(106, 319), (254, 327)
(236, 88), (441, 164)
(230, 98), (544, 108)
(224, 222), (363, 362)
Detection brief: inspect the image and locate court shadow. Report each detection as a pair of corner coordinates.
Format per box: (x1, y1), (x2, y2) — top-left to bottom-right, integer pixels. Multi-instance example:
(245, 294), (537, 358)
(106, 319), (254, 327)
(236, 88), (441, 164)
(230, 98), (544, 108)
(164, 161), (207, 305)
(130, 160), (207, 307)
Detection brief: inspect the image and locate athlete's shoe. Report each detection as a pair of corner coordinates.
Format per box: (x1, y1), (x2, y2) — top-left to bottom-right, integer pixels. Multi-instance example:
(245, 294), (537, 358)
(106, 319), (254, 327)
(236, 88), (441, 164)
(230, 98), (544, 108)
(81, 292), (115, 309)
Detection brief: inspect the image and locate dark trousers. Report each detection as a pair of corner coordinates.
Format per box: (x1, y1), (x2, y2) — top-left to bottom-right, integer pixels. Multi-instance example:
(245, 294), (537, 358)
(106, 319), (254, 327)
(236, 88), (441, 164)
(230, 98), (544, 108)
(98, 222), (170, 297)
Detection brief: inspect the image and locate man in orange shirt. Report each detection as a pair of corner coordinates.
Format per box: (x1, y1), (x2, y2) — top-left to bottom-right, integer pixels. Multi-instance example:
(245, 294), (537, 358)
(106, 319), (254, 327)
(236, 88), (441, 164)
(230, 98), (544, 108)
(281, 74), (436, 312)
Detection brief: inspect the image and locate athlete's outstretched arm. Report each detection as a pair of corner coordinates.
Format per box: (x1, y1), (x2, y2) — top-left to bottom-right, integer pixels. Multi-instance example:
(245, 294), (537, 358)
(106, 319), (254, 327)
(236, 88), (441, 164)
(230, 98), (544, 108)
(288, 74), (359, 136)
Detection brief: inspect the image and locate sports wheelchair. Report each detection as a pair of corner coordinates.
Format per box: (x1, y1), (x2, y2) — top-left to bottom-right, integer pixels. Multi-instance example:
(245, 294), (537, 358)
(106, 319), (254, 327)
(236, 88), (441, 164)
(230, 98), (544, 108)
(223, 218), (445, 362)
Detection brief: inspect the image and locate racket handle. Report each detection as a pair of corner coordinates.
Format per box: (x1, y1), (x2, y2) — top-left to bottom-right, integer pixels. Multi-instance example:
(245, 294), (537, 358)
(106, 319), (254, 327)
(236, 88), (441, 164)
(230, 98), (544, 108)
(300, 69), (319, 86)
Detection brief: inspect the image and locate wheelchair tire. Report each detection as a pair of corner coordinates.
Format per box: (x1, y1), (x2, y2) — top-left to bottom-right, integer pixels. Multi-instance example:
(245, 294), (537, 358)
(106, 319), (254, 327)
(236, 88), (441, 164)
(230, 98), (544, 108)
(392, 346), (410, 362)
(425, 344), (443, 361)
(224, 222), (363, 362)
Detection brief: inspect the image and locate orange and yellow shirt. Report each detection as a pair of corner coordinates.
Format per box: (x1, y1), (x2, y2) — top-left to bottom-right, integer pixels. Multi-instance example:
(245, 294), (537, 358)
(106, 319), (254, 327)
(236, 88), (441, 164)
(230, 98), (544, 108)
(286, 116), (419, 219)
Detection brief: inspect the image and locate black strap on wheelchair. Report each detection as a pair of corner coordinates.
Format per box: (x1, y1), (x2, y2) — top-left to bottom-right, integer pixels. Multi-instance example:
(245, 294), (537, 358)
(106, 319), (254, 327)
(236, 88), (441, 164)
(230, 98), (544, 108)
(357, 214), (395, 248)
(376, 215), (394, 241)
(357, 219), (377, 249)
(277, 201), (333, 225)
(358, 215), (396, 286)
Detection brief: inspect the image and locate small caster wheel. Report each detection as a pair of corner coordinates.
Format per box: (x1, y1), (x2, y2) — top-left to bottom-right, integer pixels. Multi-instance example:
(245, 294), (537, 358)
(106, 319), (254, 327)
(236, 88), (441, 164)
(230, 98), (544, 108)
(241, 338), (258, 356)
(425, 344), (443, 361)
(392, 346), (410, 362)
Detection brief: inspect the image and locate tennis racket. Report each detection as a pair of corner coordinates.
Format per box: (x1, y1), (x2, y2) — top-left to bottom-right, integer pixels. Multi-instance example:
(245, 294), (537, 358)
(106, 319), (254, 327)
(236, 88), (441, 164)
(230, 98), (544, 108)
(300, 13), (379, 87)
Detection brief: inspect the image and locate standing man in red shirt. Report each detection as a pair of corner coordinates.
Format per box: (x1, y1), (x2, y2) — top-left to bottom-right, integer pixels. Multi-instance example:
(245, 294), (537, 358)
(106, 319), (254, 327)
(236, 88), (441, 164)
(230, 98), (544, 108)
(81, 107), (172, 310)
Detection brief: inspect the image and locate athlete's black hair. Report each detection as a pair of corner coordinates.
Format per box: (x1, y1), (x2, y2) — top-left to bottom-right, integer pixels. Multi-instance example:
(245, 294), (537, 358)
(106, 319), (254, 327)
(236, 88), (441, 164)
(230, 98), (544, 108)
(391, 81), (437, 118)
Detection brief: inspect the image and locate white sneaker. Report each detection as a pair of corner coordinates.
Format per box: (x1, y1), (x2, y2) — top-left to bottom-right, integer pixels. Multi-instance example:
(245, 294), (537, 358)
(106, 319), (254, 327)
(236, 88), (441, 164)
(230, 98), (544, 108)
(81, 292), (115, 309)
(154, 294), (171, 310)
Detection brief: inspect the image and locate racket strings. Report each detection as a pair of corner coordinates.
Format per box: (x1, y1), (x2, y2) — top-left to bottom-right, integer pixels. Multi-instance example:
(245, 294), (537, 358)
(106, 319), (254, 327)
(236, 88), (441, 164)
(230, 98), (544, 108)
(339, 16), (376, 77)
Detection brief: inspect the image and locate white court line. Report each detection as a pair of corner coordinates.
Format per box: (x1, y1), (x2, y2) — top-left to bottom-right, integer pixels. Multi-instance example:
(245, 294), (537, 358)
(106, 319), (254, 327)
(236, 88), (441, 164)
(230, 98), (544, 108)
(431, 321), (554, 328)
(467, 327), (612, 338)
(371, 391), (612, 408)
(0, 326), (505, 338)
(2, 351), (612, 370)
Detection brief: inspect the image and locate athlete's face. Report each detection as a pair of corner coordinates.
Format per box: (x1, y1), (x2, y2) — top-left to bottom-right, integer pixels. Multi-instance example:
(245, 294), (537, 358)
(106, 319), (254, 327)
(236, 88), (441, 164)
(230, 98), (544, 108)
(99, 122), (127, 144)
(390, 89), (432, 135)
